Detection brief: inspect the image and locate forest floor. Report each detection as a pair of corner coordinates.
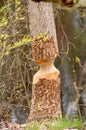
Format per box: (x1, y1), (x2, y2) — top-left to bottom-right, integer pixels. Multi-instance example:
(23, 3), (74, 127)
(0, 122), (79, 130)
(0, 118), (84, 130)
(0, 121), (26, 130)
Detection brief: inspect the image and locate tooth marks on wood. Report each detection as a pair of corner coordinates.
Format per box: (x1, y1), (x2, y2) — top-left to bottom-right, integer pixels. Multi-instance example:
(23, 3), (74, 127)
(29, 77), (61, 120)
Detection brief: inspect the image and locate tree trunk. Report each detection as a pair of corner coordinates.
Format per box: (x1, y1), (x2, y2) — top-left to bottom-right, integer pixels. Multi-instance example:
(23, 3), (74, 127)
(55, 7), (86, 121)
(78, 8), (86, 121)
(55, 8), (79, 120)
(28, 0), (58, 43)
(28, 0), (61, 120)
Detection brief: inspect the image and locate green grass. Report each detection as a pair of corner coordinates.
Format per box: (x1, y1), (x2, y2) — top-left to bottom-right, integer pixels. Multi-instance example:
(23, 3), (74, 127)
(26, 118), (83, 130)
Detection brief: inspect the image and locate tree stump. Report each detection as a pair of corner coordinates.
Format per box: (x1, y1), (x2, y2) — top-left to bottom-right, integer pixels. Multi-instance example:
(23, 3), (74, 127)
(29, 36), (61, 120)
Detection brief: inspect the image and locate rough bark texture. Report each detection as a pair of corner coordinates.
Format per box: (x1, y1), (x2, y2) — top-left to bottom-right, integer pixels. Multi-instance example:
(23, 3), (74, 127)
(60, 57), (77, 120)
(28, 0), (58, 47)
(55, 8), (86, 120)
(55, 8), (79, 120)
(31, 37), (58, 62)
(28, 0), (61, 120)
(29, 37), (61, 120)
(29, 77), (61, 120)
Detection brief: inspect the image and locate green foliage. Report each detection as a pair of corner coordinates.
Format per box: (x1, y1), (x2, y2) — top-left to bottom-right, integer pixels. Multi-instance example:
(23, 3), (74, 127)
(0, 32), (49, 56)
(75, 57), (80, 63)
(8, 32), (49, 50)
(26, 122), (39, 130)
(26, 118), (83, 130)
(46, 118), (82, 130)
(0, 0), (32, 122)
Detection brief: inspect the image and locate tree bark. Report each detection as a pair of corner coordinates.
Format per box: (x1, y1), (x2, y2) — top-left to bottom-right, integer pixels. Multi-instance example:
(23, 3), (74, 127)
(55, 8), (79, 120)
(28, 0), (58, 45)
(28, 0), (61, 120)
(55, 7), (86, 120)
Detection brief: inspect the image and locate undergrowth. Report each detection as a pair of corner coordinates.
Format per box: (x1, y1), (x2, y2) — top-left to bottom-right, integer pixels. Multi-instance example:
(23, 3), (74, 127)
(26, 118), (83, 130)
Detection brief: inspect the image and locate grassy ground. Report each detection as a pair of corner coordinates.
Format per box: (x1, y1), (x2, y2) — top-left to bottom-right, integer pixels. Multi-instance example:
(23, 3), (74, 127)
(26, 118), (83, 130)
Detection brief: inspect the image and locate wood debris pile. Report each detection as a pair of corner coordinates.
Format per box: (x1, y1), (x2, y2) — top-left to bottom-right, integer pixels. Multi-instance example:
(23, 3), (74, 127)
(0, 121), (26, 130)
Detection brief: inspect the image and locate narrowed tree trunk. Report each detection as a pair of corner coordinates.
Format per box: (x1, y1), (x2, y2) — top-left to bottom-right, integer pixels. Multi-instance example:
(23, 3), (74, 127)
(28, 0), (62, 120)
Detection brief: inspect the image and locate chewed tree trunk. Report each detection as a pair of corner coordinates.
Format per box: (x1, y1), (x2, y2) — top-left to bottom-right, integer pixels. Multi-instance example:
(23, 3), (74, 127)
(28, 0), (62, 120)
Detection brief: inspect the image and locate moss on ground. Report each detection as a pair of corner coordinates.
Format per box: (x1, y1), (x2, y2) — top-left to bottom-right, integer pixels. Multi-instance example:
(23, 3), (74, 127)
(26, 118), (83, 130)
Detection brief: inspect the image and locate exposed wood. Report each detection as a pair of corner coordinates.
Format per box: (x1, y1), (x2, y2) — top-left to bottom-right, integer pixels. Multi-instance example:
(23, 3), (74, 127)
(31, 37), (58, 62)
(28, 0), (61, 120)
(29, 76), (61, 120)
(29, 38), (61, 120)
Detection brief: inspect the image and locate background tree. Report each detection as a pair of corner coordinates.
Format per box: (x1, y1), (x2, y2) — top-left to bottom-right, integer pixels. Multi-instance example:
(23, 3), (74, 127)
(55, 5), (86, 121)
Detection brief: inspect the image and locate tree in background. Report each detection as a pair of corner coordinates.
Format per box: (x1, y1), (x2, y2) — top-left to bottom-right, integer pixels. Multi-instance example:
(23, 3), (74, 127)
(54, 2), (86, 121)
